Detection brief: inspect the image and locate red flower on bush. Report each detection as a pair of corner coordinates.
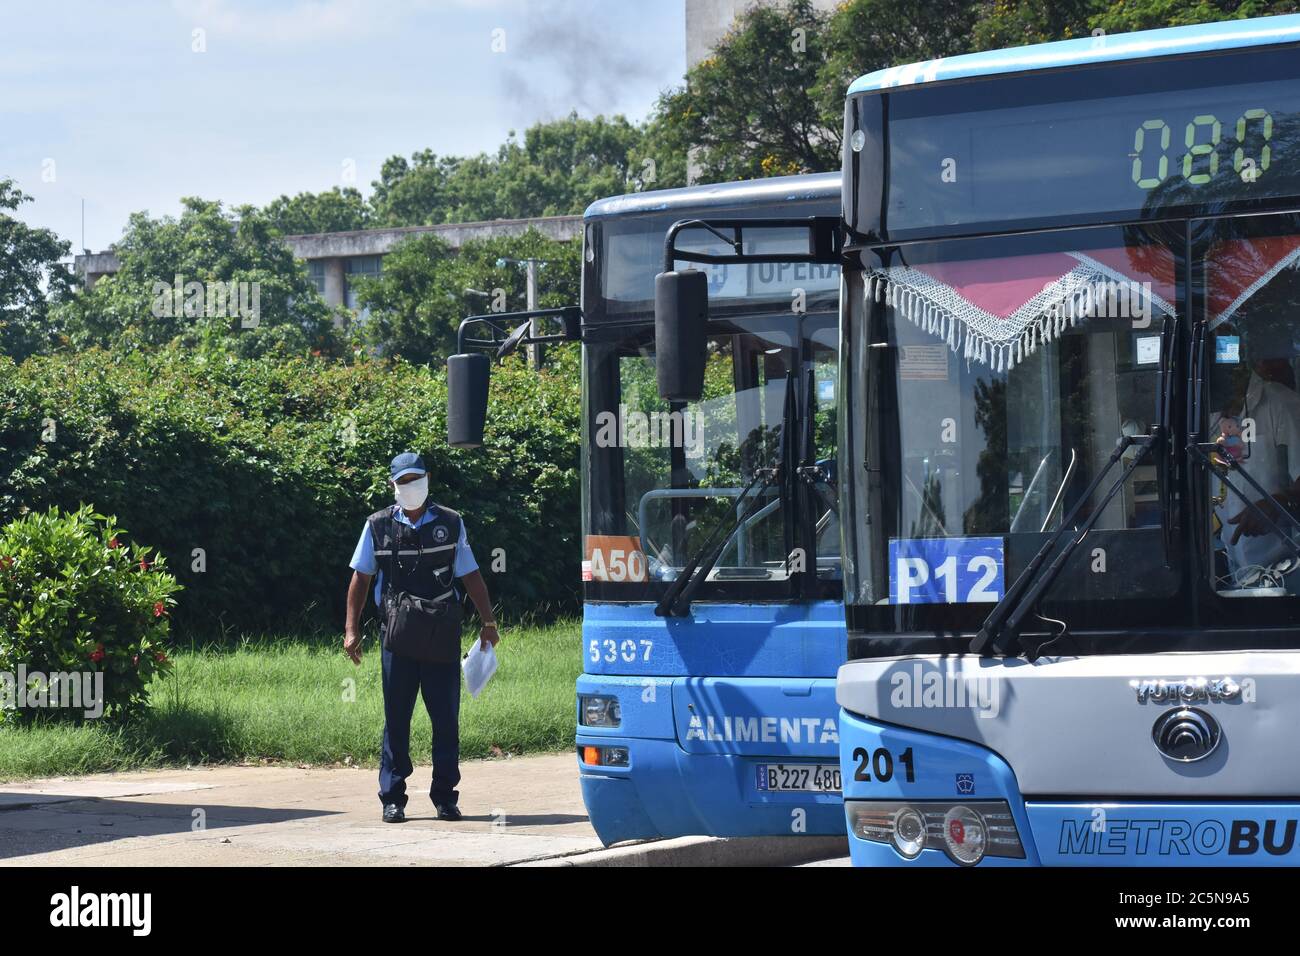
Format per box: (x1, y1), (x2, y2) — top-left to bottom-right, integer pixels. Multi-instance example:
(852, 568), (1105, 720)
(10, 506), (182, 722)
(154, 651), (168, 664)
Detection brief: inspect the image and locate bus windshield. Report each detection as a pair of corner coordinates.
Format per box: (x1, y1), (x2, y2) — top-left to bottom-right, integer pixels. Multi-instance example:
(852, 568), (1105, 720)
(584, 317), (841, 603)
(843, 225), (1183, 636)
(581, 205), (841, 603)
(840, 36), (1300, 652)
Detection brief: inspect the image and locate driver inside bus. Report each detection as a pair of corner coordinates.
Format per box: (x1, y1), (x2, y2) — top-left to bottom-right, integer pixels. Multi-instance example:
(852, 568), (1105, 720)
(1211, 321), (1300, 592)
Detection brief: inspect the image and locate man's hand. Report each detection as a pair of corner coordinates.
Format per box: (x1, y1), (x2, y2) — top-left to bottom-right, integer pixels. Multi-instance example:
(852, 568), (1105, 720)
(1229, 492), (1295, 544)
(344, 571), (371, 665)
(344, 631), (363, 665)
(460, 570), (499, 650)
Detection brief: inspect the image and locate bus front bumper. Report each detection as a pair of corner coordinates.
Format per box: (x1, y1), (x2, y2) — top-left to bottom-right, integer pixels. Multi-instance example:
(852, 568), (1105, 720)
(577, 737), (846, 845)
(840, 707), (1300, 867)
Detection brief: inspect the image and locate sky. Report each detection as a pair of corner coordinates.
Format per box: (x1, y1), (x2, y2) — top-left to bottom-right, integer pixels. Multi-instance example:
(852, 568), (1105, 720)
(0, 0), (686, 254)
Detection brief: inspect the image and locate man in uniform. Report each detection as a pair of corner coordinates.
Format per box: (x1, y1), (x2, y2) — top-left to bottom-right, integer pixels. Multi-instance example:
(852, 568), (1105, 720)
(344, 452), (500, 823)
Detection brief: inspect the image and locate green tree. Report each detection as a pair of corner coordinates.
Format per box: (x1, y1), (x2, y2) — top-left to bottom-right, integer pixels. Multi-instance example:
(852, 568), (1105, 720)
(820, 0), (980, 121)
(352, 228), (580, 363)
(496, 113), (644, 216)
(970, 0), (1099, 50)
(262, 187), (371, 235)
(348, 233), (457, 361)
(369, 151), (495, 226)
(643, 0), (1300, 189)
(628, 112), (691, 191)
(645, 0), (971, 184)
(55, 198), (343, 358)
(0, 179), (73, 360)
(1089, 0), (1299, 34)
(651, 0), (839, 183)
(370, 114), (645, 226)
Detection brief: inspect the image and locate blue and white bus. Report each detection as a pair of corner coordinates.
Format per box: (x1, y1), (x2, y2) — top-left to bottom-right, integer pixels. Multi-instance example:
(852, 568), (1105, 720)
(450, 174), (847, 844)
(831, 14), (1300, 867)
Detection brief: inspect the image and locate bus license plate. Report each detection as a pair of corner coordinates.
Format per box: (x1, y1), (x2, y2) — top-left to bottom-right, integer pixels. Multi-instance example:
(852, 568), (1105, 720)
(756, 763), (841, 793)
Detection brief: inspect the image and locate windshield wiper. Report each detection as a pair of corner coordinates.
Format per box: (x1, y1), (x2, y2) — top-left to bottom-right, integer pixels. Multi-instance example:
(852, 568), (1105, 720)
(1188, 442), (1300, 566)
(971, 431), (1158, 657)
(655, 373), (796, 617)
(654, 467), (781, 617)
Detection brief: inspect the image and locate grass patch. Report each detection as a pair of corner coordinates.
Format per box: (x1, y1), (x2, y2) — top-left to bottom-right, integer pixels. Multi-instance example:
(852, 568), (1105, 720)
(0, 620), (581, 781)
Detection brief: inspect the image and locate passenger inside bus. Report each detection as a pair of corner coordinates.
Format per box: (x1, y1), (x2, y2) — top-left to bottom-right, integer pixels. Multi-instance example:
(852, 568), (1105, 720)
(1209, 313), (1300, 595)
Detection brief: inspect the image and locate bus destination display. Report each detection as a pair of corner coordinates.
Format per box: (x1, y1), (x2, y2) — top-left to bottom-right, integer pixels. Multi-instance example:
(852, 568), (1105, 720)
(885, 76), (1299, 232)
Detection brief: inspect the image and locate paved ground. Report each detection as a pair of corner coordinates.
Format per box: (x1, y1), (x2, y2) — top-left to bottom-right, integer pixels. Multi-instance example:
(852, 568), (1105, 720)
(0, 753), (603, 866)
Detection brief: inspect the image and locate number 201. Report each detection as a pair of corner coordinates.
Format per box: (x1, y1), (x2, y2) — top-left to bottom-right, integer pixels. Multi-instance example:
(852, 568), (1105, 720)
(852, 746), (916, 783)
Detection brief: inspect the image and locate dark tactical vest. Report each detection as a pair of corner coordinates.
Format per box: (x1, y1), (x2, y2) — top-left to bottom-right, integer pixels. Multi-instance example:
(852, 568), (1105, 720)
(367, 504), (464, 605)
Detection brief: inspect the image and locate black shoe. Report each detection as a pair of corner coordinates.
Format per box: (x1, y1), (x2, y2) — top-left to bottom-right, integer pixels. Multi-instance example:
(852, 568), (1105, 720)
(434, 803), (462, 821)
(382, 803), (406, 824)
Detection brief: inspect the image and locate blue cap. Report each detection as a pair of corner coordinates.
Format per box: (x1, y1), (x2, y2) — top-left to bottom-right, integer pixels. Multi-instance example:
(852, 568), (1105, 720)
(389, 452), (426, 480)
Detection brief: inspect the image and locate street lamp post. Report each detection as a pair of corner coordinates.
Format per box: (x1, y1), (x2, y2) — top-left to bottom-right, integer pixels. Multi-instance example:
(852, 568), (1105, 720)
(497, 256), (549, 369)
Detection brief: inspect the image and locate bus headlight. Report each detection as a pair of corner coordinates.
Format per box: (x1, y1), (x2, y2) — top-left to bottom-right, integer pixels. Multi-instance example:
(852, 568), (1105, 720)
(846, 800), (1025, 865)
(580, 745), (629, 767)
(892, 806), (927, 859)
(580, 695), (621, 728)
(942, 805), (987, 866)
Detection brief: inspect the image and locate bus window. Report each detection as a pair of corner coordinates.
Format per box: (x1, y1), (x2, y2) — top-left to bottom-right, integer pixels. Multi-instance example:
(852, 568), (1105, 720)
(807, 323), (841, 581)
(1201, 216), (1300, 597)
(583, 324), (799, 600)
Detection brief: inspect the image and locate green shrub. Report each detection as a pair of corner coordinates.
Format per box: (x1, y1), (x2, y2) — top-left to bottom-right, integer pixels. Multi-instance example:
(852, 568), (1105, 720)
(0, 346), (581, 635)
(0, 506), (180, 722)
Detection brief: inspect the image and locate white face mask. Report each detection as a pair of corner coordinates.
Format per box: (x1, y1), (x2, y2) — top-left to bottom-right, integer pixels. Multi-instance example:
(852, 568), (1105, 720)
(394, 475), (429, 511)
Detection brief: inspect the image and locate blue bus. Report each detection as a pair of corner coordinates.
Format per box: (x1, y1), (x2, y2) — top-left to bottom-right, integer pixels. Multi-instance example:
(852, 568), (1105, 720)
(449, 173), (848, 844)
(831, 14), (1300, 866)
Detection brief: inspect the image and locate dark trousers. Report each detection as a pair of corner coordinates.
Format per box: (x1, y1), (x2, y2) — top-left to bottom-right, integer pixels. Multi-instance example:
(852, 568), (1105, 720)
(378, 645), (461, 808)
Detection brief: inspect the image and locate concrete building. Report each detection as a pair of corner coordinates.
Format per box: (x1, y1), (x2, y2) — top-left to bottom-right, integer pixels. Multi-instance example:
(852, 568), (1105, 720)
(74, 214), (582, 308)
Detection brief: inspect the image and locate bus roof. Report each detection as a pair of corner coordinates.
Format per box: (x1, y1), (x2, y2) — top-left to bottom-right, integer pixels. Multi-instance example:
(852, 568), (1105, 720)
(584, 171), (839, 221)
(848, 13), (1300, 94)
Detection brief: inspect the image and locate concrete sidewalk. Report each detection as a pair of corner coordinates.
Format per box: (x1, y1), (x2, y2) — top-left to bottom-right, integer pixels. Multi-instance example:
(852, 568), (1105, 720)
(0, 753), (603, 866)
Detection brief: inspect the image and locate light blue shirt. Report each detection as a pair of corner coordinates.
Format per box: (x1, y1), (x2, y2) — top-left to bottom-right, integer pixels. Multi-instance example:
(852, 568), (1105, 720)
(350, 504), (479, 607)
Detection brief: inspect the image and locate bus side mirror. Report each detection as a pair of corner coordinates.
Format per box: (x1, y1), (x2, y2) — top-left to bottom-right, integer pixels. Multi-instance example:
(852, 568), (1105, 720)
(447, 352), (491, 448)
(655, 269), (708, 403)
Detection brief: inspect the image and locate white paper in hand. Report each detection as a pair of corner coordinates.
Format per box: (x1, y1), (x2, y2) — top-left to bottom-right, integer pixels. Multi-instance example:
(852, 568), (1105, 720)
(461, 638), (498, 699)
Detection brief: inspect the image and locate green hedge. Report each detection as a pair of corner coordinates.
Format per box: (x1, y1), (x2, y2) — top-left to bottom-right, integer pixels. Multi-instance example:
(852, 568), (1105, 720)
(0, 347), (581, 635)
